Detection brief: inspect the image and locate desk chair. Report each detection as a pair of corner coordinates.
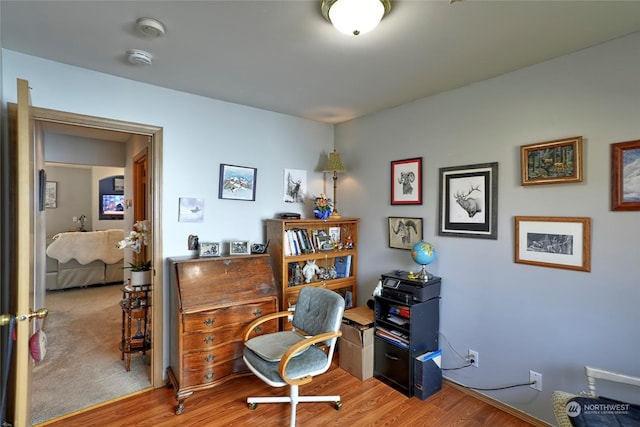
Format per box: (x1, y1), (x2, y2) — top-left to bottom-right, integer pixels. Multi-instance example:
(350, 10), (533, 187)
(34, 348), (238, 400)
(242, 286), (345, 427)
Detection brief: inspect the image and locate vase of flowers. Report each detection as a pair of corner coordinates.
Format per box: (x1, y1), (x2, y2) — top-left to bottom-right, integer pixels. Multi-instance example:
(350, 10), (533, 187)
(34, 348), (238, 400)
(313, 194), (332, 220)
(117, 220), (151, 287)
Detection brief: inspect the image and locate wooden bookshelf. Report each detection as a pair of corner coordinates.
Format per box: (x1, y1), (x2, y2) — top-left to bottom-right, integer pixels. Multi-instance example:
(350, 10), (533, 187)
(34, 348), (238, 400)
(266, 217), (359, 325)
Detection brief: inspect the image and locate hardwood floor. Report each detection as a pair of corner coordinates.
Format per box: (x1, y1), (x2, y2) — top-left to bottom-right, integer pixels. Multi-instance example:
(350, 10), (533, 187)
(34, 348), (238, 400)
(42, 361), (539, 427)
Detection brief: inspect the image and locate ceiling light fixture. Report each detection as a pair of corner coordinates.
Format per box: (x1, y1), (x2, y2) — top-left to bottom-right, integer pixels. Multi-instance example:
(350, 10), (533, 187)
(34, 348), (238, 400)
(321, 0), (392, 36)
(136, 17), (166, 37)
(126, 49), (153, 66)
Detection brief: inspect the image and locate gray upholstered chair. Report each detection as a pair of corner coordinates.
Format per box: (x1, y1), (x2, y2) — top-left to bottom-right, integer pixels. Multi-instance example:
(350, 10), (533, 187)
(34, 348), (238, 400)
(242, 286), (345, 427)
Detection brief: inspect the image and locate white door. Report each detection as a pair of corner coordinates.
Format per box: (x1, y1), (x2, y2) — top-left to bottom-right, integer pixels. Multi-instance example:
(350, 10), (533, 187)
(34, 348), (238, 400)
(9, 78), (48, 427)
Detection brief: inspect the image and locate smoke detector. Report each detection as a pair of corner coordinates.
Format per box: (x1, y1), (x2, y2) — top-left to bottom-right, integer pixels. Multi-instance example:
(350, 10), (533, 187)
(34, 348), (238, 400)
(136, 17), (166, 37)
(126, 49), (153, 65)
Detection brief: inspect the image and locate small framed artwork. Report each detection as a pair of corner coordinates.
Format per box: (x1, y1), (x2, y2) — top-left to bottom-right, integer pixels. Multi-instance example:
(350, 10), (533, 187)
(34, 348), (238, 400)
(521, 136), (583, 186)
(438, 162), (498, 239)
(199, 242), (220, 257)
(514, 216), (591, 272)
(179, 197), (205, 222)
(45, 181), (58, 209)
(391, 157), (422, 205)
(113, 177), (124, 192)
(230, 240), (250, 255)
(388, 217), (423, 250)
(611, 139), (640, 211)
(219, 164), (257, 201)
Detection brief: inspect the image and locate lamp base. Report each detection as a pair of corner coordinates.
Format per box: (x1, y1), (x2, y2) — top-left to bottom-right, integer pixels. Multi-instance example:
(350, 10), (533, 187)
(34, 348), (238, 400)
(330, 209), (342, 219)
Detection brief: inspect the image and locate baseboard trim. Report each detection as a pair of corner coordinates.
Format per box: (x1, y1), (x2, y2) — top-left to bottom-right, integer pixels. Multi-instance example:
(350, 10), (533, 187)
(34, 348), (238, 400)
(444, 378), (552, 427)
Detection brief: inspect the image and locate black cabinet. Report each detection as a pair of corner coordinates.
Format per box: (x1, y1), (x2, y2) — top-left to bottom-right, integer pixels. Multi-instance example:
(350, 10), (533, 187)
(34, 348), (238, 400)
(373, 272), (441, 397)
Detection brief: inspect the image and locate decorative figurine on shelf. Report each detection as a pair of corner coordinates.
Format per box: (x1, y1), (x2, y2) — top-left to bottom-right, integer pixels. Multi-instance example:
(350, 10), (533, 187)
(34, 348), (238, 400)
(328, 265), (337, 279)
(302, 260), (320, 283)
(293, 263), (303, 285)
(345, 235), (353, 249)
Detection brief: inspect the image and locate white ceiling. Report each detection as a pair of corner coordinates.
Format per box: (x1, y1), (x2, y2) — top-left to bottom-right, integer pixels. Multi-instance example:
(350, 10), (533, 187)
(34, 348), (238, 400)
(3, 1), (640, 124)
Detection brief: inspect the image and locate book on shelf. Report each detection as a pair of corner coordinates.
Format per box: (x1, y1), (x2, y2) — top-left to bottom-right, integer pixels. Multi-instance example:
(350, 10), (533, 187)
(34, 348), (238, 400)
(334, 255), (351, 278)
(389, 304), (410, 318)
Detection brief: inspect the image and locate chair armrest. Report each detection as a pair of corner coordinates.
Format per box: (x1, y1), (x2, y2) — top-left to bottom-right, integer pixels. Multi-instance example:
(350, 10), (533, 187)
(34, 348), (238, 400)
(278, 330), (342, 386)
(242, 310), (293, 342)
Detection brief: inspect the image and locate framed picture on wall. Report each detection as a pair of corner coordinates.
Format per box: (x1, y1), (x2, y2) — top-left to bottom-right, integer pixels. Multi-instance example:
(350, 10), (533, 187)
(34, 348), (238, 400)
(514, 216), (591, 272)
(391, 157), (422, 205)
(438, 162), (498, 239)
(388, 217), (423, 250)
(219, 164), (257, 201)
(611, 139), (640, 211)
(45, 181), (57, 209)
(520, 136), (583, 186)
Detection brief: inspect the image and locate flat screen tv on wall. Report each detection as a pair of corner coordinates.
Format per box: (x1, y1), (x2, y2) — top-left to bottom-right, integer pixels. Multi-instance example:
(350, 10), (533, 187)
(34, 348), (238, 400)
(101, 194), (125, 219)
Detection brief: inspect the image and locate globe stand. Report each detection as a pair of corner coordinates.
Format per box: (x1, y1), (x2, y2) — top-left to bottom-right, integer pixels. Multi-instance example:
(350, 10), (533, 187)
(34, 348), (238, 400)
(416, 264), (433, 282)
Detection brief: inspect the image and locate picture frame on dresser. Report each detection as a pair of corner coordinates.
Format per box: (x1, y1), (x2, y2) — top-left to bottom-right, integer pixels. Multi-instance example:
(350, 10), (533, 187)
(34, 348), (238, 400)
(514, 216), (591, 272)
(230, 240), (250, 255)
(520, 136), (583, 186)
(611, 139), (640, 211)
(199, 242), (220, 257)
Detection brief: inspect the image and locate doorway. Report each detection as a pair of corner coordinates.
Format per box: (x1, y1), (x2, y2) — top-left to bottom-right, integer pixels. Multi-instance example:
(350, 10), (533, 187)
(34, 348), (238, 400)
(30, 107), (163, 423)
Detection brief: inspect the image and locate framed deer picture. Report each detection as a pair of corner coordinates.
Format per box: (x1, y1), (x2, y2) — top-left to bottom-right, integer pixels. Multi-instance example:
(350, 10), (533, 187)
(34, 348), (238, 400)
(391, 157), (422, 205)
(438, 162), (498, 239)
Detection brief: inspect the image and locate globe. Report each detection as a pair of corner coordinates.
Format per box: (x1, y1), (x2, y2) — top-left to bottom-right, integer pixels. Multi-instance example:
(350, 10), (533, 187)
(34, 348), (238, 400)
(411, 241), (436, 281)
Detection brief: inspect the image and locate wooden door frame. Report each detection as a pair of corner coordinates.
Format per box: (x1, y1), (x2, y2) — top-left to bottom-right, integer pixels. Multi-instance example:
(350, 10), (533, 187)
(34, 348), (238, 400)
(28, 106), (164, 388)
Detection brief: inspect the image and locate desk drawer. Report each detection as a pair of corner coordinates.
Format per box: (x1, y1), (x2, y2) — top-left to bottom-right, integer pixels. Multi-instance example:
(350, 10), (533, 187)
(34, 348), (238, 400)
(374, 336), (410, 395)
(183, 342), (241, 369)
(181, 357), (246, 387)
(183, 300), (276, 333)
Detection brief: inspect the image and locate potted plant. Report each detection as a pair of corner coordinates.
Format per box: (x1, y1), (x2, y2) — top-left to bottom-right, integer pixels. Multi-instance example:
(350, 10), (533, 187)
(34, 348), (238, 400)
(117, 220), (151, 287)
(313, 194), (333, 220)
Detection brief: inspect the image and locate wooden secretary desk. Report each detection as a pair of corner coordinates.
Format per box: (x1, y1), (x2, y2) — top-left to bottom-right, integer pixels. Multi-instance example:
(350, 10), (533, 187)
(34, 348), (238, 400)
(167, 254), (279, 414)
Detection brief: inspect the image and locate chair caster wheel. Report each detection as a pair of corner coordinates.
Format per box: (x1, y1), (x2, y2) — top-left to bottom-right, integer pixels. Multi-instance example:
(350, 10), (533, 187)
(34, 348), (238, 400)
(248, 402), (258, 410)
(334, 401), (342, 410)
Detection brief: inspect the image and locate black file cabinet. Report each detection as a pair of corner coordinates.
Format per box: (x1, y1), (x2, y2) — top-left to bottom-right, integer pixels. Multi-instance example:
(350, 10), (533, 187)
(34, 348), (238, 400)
(373, 272), (441, 397)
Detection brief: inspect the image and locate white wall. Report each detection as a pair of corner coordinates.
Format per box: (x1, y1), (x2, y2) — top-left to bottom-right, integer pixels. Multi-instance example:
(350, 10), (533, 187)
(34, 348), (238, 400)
(336, 31), (640, 424)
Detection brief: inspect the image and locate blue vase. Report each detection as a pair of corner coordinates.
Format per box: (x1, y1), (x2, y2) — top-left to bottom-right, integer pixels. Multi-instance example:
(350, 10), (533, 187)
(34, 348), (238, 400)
(314, 209), (331, 220)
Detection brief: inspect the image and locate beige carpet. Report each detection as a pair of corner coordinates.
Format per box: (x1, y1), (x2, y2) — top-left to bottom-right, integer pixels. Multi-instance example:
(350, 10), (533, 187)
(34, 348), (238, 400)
(32, 284), (151, 425)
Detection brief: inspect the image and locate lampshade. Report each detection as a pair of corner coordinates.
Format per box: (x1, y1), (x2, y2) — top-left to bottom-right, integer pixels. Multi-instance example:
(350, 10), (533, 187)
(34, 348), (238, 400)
(323, 149), (346, 173)
(321, 0), (392, 36)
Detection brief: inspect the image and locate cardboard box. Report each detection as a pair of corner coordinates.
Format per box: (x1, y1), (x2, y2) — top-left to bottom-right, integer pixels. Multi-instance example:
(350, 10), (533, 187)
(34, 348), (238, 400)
(339, 306), (374, 380)
(414, 349), (442, 400)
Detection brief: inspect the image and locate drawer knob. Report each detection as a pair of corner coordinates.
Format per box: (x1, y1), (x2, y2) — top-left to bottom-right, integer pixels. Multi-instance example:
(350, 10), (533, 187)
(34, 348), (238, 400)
(203, 318), (215, 326)
(204, 372), (215, 380)
(385, 352), (400, 361)
(204, 336), (215, 344)
(204, 354), (215, 363)
(252, 309), (263, 317)
(254, 325), (263, 334)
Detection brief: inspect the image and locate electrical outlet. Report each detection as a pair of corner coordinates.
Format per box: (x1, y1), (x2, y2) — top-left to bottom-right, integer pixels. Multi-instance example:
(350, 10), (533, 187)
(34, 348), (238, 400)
(468, 349), (479, 368)
(72, 216), (78, 222)
(530, 370), (542, 391)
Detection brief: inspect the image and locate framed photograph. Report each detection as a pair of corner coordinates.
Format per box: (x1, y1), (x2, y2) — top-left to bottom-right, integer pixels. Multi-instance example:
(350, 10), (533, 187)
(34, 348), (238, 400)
(113, 177), (124, 192)
(391, 157), (422, 205)
(230, 240), (250, 255)
(514, 216), (591, 272)
(521, 136), (583, 186)
(219, 164), (257, 201)
(199, 242), (220, 257)
(388, 217), (423, 250)
(611, 139), (640, 211)
(44, 181), (57, 209)
(438, 162), (498, 239)
(179, 197), (205, 222)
